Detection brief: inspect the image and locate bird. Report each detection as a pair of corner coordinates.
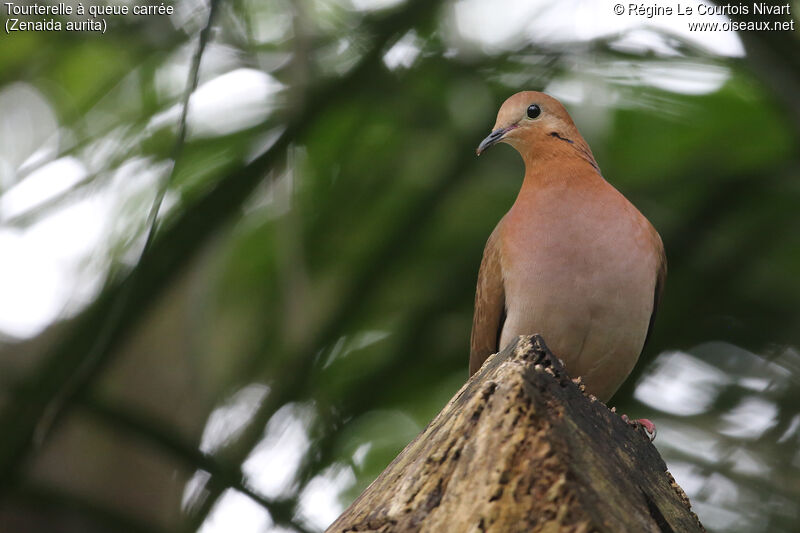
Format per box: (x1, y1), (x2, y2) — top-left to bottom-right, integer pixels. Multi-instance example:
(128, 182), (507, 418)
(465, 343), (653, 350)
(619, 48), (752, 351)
(470, 91), (666, 413)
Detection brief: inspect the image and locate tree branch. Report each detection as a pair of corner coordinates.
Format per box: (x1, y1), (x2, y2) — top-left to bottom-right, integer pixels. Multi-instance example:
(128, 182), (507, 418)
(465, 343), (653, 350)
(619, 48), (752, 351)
(328, 335), (705, 533)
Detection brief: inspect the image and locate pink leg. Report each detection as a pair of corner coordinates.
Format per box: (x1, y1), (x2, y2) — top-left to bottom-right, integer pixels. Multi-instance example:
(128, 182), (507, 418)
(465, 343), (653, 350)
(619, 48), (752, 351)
(621, 414), (657, 441)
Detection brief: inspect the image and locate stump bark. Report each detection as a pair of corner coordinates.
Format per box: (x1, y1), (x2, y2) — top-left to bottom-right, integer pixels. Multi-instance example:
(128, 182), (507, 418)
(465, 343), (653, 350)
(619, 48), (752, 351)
(327, 335), (704, 533)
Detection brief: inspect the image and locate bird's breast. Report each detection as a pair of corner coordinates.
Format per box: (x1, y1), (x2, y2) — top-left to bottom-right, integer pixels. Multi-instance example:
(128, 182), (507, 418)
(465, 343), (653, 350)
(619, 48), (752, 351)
(498, 182), (659, 400)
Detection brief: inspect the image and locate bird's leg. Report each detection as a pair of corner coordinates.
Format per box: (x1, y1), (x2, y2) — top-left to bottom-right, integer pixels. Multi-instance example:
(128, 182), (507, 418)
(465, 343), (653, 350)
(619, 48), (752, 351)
(621, 414), (657, 441)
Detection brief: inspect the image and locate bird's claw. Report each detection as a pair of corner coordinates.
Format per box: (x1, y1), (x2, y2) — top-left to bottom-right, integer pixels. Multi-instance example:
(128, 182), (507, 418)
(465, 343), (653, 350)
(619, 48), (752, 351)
(622, 414), (657, 442)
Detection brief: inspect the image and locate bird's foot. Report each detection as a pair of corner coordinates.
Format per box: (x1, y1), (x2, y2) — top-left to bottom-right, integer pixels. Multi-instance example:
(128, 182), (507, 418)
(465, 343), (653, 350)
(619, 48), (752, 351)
(621, 414), (657, 442)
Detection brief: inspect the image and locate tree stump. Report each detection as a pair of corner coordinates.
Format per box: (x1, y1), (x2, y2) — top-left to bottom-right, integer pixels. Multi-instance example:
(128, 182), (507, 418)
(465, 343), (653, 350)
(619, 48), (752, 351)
(327, 335), (704, 533)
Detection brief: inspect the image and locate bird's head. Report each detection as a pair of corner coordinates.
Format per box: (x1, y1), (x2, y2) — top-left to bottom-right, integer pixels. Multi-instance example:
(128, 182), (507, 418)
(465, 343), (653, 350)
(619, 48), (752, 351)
(476, 91), (587, 159)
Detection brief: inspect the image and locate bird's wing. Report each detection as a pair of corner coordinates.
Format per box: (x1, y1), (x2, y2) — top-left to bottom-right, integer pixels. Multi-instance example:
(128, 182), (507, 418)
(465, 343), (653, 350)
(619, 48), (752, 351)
(469, 223), (506, 376)
(643, 236), (667, 350)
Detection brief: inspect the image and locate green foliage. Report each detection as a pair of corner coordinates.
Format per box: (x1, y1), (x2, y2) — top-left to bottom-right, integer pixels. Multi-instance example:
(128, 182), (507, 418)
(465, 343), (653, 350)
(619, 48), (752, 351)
(0, 1), (799, 532)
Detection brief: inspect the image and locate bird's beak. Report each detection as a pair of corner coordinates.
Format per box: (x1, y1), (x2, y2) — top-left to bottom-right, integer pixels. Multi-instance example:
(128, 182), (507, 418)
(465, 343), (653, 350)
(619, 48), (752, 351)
(476, 125), (516, 156)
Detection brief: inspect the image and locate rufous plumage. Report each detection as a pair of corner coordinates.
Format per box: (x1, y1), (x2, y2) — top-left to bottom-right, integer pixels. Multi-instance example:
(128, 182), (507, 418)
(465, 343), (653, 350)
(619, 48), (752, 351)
(470, 91), (666, 403)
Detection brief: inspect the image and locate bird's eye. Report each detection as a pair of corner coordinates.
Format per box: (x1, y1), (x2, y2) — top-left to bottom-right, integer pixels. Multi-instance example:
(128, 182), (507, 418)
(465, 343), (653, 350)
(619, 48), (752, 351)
(527, 104), (541, 119)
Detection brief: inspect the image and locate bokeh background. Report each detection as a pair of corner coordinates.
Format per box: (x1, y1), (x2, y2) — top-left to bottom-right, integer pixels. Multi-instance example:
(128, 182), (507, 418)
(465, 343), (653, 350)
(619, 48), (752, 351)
(0, 0), (798, 532)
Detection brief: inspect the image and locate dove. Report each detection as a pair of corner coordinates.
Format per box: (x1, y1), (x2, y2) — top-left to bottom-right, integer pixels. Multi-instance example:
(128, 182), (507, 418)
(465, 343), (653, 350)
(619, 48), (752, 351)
(470, 91), (666, 418)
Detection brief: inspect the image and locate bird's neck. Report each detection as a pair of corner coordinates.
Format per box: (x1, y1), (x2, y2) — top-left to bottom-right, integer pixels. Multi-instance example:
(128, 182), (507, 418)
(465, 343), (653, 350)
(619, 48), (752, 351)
(519, 134), (602, 189)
